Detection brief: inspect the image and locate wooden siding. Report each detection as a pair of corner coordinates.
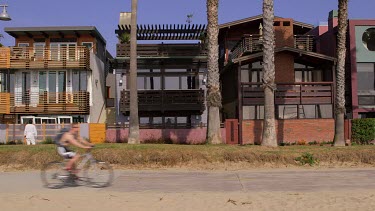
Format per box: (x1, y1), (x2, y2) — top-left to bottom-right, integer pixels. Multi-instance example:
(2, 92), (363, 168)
(0, 46), (89, 70)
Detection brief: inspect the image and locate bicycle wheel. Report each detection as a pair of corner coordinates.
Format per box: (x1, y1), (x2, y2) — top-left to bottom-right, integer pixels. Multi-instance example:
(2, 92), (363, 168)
(83, 160), (114, 188)
(41, 161), (69, 189)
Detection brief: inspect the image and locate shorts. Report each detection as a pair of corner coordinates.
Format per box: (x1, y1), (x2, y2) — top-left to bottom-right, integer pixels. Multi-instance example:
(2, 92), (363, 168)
(57, 146), (76, 159)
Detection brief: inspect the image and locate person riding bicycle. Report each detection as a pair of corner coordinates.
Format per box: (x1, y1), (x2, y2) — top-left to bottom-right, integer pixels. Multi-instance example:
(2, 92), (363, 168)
(56, 123), (94, 173)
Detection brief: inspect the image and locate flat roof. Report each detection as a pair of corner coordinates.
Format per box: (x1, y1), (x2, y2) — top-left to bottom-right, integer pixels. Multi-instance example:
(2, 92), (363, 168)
(4, 26), (107, 44)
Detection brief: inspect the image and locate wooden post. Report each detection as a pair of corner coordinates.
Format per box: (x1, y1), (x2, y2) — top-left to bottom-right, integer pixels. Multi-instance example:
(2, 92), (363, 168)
(237, 62), (243, 145)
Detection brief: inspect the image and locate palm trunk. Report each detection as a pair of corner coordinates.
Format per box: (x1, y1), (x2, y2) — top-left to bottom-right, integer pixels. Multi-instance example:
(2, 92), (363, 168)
(206, 0), (222, 144)
(128, 0), (140, 144)
(334, 0), (348, 147)
(261, 0), (277, 147)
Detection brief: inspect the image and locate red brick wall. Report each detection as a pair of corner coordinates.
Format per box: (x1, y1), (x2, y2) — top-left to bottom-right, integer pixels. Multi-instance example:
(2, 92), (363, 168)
(274, 18), (294, 48)
(275, 52), (295, 83)
(242, 119), (334, 144)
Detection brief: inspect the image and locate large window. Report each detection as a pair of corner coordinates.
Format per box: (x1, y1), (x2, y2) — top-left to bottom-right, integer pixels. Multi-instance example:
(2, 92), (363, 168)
(357, 63), (375, 105)
(72, 70), (88, 91)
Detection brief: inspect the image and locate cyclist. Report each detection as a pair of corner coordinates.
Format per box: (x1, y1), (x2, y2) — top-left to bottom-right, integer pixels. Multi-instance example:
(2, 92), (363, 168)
(56, 123), (93, 173)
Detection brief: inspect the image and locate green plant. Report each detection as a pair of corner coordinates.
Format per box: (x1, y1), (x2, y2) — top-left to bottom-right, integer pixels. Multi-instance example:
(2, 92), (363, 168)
(351, 118), (375, 145)
(117, 33), (130, 44)
(295, 152), (319, 166)
(41, 137), (54, 144)
(308, 141), (318, 145)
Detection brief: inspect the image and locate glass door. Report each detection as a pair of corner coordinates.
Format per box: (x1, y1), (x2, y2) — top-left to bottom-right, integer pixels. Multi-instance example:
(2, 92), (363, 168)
(58, 71), (67, 103)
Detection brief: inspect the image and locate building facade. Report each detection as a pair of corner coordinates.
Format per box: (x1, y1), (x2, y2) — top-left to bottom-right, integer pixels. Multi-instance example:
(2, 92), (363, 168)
(0, 26), (110, 124)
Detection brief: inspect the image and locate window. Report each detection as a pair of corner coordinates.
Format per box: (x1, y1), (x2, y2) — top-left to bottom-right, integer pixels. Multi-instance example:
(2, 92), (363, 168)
(283, 21), (291, 26)
(357, 63), (375, 106)
(137, 76), (161, 90)
(18, 43), (29, 47)
(82, 42), (93, 52)
(72, 70), (88, 91)
(362, 28), (375, 51)
(274, 21), (281, 26)
(34, 43), (45, 60)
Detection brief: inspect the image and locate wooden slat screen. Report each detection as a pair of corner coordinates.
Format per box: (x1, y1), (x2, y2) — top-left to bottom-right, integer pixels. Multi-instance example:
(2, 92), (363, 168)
(0, 93), (11, 114)
(10, 91), (90, 114)
(0, 46), (89, 70)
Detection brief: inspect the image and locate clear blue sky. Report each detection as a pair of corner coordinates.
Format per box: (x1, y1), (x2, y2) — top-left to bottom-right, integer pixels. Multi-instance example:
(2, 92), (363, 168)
(1, 0), (374, 56)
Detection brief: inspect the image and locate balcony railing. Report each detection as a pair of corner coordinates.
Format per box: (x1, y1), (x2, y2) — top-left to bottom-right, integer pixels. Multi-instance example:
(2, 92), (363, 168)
(0, 46), (90, 69)
(9, 91), (90, 114)
(0, 93), (11, 114)
(120, 89), (205, 114)
(241, 82), (333, 106)
(229, 34), (315, 62)
(116, 43), (207, 58)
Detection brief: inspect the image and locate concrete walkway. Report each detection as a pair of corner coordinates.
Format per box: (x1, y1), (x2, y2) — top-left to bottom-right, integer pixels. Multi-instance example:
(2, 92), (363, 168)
(1, 168), (374, 193)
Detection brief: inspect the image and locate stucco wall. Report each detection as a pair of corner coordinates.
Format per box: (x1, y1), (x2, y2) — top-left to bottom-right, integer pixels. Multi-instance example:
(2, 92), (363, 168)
(106, 127), (226, 144)
(89, 53), (106, 123)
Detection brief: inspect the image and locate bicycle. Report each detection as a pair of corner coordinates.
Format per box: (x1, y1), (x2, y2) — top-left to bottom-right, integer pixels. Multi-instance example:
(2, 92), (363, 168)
(41, 148), (114, 189)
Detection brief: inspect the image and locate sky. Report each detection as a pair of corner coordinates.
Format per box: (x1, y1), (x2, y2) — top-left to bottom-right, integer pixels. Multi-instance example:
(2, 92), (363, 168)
(0, 0), (374, 56)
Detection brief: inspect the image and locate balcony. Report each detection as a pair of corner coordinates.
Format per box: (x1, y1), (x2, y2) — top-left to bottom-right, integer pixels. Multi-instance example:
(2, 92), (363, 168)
(229, 34), (315, 62)
(116, 43), (207, 58)
(120, 89), (205, 115)
(241, 82), (333, 106)
(0, 93), (11, 114)
(9, 91), (90, 114)
(0, 46), (90, 70)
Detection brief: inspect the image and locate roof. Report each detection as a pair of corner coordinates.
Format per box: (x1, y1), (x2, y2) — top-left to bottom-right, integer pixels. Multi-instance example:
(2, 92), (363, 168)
(4, 26), (107, 44)
(115, 24), (206, 40)
(219, 15), (314, 29)
(232, 47), (336, 64)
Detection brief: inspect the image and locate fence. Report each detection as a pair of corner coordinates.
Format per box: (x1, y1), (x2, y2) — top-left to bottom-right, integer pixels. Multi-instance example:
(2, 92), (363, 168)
(0, 123), (92, 144)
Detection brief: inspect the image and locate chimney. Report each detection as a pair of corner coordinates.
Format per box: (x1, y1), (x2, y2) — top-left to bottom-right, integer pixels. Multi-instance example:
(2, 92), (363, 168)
(328, 10), (338, 30)
(119, 12), (131, 25)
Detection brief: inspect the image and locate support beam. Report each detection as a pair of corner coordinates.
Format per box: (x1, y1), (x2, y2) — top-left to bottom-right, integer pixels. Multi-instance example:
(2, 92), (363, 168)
(237, 62), (243, 145)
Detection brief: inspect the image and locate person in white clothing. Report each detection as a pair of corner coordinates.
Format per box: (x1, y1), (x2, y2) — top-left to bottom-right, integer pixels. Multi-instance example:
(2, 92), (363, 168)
(24, 120), (37, 145)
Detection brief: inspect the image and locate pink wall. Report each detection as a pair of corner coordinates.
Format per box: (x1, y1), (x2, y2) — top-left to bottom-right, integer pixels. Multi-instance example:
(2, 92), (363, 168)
(106, 128), (226, 144)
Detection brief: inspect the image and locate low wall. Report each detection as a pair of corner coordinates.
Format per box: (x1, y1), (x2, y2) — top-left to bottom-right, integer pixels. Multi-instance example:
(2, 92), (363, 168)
(242, 119), (335, 144)
(106, 128), (226, 144)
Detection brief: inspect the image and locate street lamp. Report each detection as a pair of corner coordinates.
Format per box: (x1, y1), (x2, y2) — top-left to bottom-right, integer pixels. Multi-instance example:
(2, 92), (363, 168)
(0, 4), (11, 21)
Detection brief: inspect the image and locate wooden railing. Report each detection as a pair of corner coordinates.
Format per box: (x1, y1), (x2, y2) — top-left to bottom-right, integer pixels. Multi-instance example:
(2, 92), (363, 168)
(294, 35), (314, 51)
(0, 46), (90, 69)
(0, 93), (11, 114)
(241, 82), (333, 106)
(229, 34), (315, 61)
(9, 91), (90, 114)
(120, 89), (205, 114)
(116, 43), (207, 58)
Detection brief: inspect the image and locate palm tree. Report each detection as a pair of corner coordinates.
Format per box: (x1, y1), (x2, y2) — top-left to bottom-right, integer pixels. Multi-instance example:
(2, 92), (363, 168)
(261, 0), (277, 147)
(333, 0), (349, 146)
(128, 0), (140, 144)
(206, 0), (222, 144)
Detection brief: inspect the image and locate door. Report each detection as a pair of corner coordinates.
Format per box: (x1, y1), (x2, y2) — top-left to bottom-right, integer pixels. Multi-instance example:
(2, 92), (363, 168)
(47, 71), (66, 103)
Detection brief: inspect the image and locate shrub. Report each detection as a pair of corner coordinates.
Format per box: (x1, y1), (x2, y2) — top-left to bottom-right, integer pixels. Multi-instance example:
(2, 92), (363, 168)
(351, 118), (375, 145)
(41, 137), (54, 144)
(308, 141), (318, 145)
(295, 152), (319, 166)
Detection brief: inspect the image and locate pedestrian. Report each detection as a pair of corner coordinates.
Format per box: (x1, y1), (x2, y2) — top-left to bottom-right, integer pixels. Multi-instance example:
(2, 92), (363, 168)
(24, 120), (37, 145)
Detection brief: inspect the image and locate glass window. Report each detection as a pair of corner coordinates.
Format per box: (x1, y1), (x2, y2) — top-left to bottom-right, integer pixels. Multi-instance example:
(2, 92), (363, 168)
(39, 71), (47, 92)
(164, 77), (180, 89)
(357, 63), (374, 91)
(49, 71), (56, 92)
(82, 42), (93, 52)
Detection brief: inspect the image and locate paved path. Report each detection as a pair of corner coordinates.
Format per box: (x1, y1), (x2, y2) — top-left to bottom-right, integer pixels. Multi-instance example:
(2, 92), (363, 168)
(1, 168), (374, 193)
